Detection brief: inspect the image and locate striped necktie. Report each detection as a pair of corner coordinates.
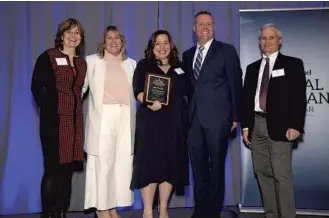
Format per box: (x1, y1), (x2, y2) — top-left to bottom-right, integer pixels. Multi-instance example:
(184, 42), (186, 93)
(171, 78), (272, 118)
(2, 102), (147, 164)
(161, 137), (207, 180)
(193, 46), (205, 79)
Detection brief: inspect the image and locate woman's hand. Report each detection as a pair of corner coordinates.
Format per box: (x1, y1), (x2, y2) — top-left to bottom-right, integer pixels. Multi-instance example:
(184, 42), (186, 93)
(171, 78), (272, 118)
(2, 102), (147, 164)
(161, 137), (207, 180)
(147, 101), (162, 111)
(137, 92), (144, 103)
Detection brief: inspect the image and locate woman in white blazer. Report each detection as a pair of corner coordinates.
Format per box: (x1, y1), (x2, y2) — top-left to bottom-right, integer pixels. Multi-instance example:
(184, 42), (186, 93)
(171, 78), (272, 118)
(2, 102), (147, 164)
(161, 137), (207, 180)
(82, 25), (136, 218)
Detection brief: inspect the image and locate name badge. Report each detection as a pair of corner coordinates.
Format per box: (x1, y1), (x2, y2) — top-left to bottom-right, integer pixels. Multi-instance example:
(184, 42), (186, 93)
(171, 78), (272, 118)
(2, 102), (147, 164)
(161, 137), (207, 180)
(272, 68), (285, 77)
(55, 58), (68, 66)
(174, 68), (185, 75)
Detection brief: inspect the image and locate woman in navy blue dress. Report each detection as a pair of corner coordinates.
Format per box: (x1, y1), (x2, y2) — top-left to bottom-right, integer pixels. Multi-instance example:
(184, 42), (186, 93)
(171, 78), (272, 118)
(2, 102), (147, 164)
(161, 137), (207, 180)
(130, 30), (189, 218)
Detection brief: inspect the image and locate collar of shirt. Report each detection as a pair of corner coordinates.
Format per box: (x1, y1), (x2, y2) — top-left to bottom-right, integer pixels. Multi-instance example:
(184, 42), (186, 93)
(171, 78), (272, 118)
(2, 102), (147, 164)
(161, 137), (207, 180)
(196, 38), (214, 56)
(262, 51), (279, 64)
(193, 38), (214, 68)
(261, 51), (279, 75)
(259, 51), (279, 82)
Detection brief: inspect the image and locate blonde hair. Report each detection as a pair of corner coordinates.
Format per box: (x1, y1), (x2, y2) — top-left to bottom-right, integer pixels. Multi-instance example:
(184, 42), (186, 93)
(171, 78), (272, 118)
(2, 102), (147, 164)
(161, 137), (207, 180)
(97, 25), (127, 60)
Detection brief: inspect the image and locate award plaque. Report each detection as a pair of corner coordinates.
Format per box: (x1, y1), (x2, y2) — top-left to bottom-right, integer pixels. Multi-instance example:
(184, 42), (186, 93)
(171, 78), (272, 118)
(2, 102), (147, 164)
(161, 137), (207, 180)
(144, 73), (171, 105)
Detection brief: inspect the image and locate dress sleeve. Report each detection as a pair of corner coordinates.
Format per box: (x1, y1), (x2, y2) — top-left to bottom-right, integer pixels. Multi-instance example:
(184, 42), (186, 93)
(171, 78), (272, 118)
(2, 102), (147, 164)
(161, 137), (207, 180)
(31, 51), (52, 108)
(82, 55), (93, 99)
(132, 59), (148, 98)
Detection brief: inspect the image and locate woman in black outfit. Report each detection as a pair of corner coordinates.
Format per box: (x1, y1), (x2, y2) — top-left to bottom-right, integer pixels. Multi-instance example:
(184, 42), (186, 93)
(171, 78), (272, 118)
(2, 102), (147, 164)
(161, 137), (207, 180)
(130, 30), (189, 218)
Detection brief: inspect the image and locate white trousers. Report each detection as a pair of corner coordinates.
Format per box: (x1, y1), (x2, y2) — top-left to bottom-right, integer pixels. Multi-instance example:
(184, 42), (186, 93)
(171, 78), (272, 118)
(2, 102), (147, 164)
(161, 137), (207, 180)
(84, 104), (134, 210)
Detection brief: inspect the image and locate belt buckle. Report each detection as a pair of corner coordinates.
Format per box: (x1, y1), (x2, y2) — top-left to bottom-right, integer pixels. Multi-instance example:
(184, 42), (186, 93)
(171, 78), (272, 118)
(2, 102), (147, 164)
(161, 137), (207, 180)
(255, 111), (266, 117)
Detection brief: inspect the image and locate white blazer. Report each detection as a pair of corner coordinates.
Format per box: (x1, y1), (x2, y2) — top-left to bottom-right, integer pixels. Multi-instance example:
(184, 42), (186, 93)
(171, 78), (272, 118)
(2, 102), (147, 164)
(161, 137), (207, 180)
(82, 54), (137, 156)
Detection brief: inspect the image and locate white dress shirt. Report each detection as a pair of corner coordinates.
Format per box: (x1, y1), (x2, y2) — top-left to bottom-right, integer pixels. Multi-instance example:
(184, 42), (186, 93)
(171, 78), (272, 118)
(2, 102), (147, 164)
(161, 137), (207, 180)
(192, 38), (214, 69)
(254, 51), (279, 112)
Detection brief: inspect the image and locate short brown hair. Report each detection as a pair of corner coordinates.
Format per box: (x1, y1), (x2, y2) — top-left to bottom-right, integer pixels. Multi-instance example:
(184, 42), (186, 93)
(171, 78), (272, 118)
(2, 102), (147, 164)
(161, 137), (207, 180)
(144, 30), (180, 67)
(54, 18), (85, 56)
(97, 25), (128, 60)
(194, 10), (215, 24)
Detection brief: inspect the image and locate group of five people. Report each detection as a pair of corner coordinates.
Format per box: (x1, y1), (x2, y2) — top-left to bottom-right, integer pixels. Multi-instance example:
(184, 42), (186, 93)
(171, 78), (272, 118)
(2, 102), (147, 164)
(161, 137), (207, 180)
(31, 10), (306, 218)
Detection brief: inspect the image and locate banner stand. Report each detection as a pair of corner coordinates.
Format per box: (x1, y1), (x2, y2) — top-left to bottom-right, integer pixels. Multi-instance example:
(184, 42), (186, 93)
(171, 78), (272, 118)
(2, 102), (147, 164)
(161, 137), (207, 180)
(238, 7), (329, 216)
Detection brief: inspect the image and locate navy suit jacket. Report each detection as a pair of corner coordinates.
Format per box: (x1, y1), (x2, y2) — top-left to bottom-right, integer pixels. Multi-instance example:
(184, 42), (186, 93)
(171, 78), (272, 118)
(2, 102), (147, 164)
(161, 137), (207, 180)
(182, 39), (243, 128)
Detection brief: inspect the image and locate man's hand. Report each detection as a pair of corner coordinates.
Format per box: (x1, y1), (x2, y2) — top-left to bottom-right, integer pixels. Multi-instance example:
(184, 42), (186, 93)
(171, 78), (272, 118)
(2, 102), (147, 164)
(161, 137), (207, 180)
(147, 101), (162, 111)
(286, 128), (300, 141)
(231, 121), (238, 132)
(243, 129), (251, 146)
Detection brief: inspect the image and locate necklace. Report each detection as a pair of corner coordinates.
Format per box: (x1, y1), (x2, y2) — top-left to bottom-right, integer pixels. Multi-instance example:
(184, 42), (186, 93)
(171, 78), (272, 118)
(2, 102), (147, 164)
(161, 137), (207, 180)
(156, 59), (169, 66)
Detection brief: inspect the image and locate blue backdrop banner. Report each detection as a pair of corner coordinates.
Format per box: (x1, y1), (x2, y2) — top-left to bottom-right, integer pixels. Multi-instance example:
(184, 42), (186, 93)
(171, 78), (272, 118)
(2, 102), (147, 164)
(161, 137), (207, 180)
(239, 8), (329, 215)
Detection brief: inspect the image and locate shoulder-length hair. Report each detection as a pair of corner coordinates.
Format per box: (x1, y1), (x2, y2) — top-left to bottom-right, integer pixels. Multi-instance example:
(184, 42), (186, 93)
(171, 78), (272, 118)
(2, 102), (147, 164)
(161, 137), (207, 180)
(54, 18), (85, 56)
(144, 30), (180, 67)
(97, 25), (128, 60)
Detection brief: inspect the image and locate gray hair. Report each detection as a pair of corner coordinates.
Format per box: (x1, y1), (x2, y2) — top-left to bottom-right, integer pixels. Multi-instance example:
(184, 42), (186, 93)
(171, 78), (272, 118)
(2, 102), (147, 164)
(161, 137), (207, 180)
(258, 23), (282, 39)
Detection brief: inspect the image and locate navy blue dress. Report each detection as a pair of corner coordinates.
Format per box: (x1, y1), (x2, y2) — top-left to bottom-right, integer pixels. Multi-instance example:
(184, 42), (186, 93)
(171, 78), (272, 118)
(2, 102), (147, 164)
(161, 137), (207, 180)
(130, 59), (189, 189)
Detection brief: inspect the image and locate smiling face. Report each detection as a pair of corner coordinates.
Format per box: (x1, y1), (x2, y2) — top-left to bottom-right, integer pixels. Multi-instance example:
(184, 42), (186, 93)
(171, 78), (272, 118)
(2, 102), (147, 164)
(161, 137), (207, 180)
(152, 34), (171, 62)
(259, 26), (282, 56)
(104, 30), (123, 56)
(194, 14), (214, 45)
(61, 25), (81, 49)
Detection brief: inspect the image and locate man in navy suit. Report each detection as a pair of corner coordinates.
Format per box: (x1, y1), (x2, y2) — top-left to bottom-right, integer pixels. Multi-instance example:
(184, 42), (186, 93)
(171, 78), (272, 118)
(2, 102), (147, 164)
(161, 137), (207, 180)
(241, 24), (306, 218)
(182, 11), (243, 218)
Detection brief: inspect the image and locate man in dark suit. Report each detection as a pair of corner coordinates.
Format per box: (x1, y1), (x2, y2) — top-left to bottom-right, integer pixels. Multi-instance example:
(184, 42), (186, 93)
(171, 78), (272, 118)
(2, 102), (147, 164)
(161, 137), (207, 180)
(241, 23), (307, 218)
(182, 11), (242, 218)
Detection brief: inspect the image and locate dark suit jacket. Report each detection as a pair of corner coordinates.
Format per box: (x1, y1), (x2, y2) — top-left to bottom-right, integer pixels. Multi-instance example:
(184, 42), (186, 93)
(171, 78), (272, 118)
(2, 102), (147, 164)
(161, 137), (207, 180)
(182, 39), (242, 128)
(241, 52), (307, 141)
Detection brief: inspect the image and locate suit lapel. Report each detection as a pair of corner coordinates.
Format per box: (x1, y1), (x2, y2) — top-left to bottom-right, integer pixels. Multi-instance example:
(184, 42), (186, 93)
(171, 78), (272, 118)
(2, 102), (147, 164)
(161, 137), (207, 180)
(94, 58), (107, 102)
(252, 59), (262, 92)
(249, 53), (283, 100)
(185, 39), (219, 83)
(121, 59), (133, 85)
(121, 59), (135, 108)
(200, 40), (217, 75)
(272, 52), (284, 73)
(267, 53), (285, 93)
